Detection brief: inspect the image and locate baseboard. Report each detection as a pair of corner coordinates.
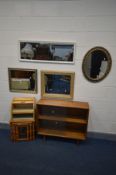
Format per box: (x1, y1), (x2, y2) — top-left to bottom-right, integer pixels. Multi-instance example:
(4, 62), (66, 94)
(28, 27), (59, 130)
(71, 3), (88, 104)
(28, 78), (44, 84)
(0, 122), (116, 141)
(0, 123), (10, 129)
(88, 131), (116, 141)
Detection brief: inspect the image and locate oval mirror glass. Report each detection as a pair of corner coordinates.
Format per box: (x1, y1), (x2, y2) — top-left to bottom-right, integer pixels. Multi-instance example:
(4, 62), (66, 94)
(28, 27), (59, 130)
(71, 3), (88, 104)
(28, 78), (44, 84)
(82, 47), (112, 82)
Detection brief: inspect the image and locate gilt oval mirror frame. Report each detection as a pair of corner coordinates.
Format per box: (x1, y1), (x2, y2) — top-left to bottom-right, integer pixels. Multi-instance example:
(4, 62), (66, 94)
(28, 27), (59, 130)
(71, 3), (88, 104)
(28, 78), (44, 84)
(82, 47), (112, 82)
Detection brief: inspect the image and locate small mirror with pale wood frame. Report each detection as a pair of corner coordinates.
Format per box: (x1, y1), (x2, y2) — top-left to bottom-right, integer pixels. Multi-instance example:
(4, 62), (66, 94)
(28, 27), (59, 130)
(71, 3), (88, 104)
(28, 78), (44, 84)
(41, 70), (75, 100)
(8, 68), (37, 93)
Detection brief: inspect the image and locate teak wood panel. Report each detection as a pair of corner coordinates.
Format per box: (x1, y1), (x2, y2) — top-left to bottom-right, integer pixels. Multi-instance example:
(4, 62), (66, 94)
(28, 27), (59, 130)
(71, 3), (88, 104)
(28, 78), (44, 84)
(37, 99), (89, 110)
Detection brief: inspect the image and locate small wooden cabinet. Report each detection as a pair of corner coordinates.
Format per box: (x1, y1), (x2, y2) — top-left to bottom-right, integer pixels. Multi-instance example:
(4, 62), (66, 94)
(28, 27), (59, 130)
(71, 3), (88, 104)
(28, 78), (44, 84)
(37, 99), (89, 141)
(10, 97), (36, 141)
(10, 119), (35, 141)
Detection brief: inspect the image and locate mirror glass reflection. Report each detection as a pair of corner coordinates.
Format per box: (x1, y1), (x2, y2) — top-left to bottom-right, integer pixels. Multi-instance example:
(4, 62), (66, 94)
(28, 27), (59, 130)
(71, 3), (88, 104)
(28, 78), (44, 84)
(82, 47), (112, 82)
(8, 68), (37, 93)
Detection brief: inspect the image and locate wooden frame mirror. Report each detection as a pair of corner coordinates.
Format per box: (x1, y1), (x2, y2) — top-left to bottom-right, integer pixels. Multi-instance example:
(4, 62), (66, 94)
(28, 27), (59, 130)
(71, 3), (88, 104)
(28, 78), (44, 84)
(41, 70), (75, 100)
(82, 47), (112, 82)
(8, 68), (37, 93)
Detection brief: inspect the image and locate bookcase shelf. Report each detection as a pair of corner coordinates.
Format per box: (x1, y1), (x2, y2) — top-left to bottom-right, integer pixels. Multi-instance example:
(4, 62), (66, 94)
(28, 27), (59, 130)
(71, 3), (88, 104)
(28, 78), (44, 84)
(39, 115), (87, 124)
(11, 97), (35, 120)
(12, 109), (34, 114)
(37, 99), (89, 141)
(38, 128), (86, 140)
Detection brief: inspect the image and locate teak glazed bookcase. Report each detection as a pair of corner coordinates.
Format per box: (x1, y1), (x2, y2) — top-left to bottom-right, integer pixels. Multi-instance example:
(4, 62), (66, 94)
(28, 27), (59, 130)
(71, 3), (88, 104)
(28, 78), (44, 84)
(36, 99), (89, 141)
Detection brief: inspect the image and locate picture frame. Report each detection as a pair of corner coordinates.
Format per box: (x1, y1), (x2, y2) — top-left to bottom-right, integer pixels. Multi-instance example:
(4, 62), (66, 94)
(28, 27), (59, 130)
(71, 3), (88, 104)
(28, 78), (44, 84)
(19, 40), (75, 64)
(8, 68), (37, 93)
(41, 70), (75, 100)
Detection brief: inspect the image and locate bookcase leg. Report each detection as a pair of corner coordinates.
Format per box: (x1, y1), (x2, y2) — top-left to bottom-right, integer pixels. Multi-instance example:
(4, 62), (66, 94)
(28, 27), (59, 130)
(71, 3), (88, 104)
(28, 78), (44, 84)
(76, 140), (80, 144)
(43, 136), (46, 141)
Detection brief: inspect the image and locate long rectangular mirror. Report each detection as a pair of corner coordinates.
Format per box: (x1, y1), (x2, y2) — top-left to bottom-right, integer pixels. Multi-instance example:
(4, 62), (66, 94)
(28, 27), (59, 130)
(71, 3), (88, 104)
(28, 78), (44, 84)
(8, 68), (37, 93)
(19, 41), (75, 64)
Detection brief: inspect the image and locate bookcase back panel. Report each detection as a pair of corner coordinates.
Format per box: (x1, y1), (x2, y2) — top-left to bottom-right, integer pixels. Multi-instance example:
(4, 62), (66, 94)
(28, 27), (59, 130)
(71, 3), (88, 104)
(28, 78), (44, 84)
(38, 105), (88, 119)
(39, 120), (87, 132)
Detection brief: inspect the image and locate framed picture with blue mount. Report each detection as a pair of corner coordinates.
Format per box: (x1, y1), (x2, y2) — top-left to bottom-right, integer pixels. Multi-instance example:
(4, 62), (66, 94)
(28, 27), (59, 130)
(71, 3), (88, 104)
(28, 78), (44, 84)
(41, 70), (75, 100)
(19, 40), (75, 64)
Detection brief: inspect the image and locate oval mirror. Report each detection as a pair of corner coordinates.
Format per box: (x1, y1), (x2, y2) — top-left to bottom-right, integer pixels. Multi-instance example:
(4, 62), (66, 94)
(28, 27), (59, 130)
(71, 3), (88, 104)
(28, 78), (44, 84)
(82, 47), (112, 82)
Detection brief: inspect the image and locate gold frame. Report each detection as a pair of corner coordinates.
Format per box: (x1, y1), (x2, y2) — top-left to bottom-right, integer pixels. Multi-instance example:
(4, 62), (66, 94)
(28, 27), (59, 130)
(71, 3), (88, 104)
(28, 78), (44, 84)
(8, 68), (37, 93)
(41, 70), (75, 100)
(82, 47), (112, 82)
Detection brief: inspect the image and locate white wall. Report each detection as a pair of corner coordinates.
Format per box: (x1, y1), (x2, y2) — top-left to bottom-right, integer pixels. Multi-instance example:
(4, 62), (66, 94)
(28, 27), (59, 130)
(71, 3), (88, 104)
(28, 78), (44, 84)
(0, 0), (116, 134)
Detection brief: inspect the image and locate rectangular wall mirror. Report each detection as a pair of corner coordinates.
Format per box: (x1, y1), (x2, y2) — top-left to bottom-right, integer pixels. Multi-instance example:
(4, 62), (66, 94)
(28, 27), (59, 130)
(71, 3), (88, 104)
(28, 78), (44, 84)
(19, 41), (75, 64)
(41, 70), (75, 100)
(8, 68), (37, 93)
